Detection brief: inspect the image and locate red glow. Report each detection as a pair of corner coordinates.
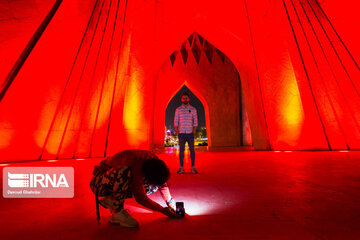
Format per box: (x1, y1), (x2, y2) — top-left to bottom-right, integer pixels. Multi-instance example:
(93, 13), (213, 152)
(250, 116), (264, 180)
(0, 121), (14, 150)
(0, 0), (360, 161)
(1, 150), (360, 238)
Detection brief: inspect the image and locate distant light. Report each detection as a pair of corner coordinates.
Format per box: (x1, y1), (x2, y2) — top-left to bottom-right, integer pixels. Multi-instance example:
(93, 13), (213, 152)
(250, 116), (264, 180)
(48, 160), (57, 162)
(0, 164), (9, 167)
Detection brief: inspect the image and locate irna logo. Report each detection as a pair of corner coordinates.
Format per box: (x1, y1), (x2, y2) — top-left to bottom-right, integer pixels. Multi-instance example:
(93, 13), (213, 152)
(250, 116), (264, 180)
(3, 167), (74, 198)
(8, 172), (69, 188)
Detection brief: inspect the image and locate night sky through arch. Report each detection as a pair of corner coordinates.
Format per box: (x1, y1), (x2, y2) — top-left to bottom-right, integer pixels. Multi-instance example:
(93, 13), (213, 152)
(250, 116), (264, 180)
(165, 85), (206, 130)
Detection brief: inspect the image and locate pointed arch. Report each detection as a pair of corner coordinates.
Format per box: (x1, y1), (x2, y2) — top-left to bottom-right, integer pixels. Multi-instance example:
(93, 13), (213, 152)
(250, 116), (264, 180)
(152, 23), (271, 149)
(166, 82), (211, 147)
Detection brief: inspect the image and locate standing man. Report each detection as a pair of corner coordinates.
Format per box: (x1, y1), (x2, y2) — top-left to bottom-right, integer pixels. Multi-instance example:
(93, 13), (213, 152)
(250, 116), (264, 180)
(174, 92), (198, 174)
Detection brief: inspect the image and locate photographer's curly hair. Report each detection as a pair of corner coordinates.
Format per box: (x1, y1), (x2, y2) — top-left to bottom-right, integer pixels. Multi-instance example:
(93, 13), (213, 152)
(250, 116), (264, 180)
(142, 158), (170, 186)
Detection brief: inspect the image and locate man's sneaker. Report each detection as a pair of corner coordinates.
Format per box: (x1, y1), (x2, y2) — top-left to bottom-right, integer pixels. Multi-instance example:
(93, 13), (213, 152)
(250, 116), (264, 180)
(99, 196), (116, 212)
(110, 209), (139, 228)
(191, 167), (198, 174)
(177, 167), (184, 174)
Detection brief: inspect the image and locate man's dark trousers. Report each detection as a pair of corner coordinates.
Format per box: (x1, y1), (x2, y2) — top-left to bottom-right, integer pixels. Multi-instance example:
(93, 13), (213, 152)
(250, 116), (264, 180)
(178, 133), (195, 167)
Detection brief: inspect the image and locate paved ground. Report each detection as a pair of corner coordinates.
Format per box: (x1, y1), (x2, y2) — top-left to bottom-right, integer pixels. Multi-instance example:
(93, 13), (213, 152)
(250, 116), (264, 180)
(1, 149), (360, 239)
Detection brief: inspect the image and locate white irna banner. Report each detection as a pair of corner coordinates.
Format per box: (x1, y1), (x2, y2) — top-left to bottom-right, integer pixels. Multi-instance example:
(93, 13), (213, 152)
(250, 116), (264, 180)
(3, 167), (74, 198)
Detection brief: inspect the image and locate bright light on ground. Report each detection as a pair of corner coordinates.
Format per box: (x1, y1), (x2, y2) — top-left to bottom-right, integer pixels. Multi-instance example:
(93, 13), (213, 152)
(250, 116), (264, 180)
(125, 198), (222, 216)
(180, 200), (212, 216)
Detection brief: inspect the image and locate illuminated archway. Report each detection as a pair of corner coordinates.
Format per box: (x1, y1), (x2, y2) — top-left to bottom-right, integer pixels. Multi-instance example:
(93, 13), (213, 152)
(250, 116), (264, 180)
(148, 20), (271, 149)
(152, 32), (255, 149)
(165, 85), (208, 147)
(153, 79), (211, 149)
(3, 0), (360, 162)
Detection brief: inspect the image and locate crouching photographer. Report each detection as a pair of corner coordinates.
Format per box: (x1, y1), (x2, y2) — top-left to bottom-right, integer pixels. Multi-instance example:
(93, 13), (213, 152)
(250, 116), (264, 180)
(90, 150), (181, 227)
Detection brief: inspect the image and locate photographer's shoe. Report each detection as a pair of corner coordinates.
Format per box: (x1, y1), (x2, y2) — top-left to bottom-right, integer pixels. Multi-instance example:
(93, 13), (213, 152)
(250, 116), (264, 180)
(110, 209), (139, 228)
(191, 167), (198, 174)
(99, 196), (116, 212)
(177, 167), (184, 174)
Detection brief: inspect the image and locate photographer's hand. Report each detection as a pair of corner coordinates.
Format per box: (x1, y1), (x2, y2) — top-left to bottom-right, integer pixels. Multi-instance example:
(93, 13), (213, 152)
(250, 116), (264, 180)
(168, 201), (176, 211)
(166, 198), (176, 211)
(161, 207), (181, 218)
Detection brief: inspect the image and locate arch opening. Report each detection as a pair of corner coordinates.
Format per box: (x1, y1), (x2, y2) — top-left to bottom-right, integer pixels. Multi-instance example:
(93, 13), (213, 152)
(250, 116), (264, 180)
(153, 32), (253, 149)
(165, 85), (208, 148)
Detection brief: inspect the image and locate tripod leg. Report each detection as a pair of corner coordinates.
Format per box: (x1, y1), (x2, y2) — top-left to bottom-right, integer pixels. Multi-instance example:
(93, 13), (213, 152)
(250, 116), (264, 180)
(95, 193), (100, 225)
